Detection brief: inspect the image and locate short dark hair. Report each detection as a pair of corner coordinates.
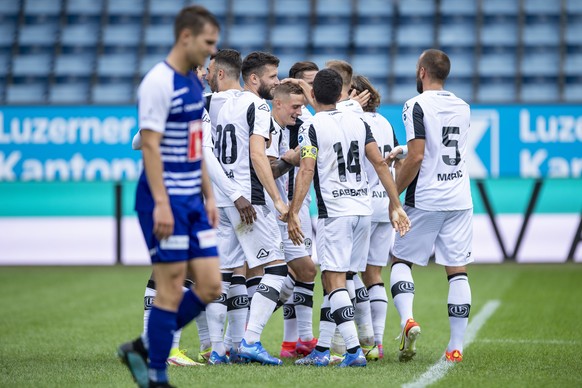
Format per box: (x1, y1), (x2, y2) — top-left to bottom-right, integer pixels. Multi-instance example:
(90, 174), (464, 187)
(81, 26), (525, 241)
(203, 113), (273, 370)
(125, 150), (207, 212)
(174, 5), (220, 42)
(213, 48), (242, 81)
(419, 49), (450, 82)
(273, 82), (304, 100)
(241, 51), (280, 82)
(351, 74), (381, 112)
(288, 61), (319, 79)
(325, 59), (353, 88)
(313, 68), (342, 105)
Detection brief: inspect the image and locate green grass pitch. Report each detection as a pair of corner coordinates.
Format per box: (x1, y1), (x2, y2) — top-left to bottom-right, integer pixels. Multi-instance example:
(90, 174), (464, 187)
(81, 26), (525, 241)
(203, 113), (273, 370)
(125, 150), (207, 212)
(1, 263), (581, 387)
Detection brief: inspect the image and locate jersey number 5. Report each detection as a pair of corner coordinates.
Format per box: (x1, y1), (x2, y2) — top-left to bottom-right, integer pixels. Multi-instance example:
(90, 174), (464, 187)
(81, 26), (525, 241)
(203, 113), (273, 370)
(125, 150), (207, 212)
(333, 141), (361, 182)
(215, 123), (238, 164)
(442, 126), (461, 166)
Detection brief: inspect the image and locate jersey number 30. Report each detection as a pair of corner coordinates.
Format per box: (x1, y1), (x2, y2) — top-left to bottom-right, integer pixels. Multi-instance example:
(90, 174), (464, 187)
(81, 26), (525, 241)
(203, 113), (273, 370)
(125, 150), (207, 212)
(333, 141), (361, 182)
(215, 123), (237, 164)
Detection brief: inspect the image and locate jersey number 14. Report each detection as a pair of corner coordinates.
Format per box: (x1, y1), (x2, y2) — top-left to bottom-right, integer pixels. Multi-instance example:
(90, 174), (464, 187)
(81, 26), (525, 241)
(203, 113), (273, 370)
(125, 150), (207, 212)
(333, 141), (361, 182)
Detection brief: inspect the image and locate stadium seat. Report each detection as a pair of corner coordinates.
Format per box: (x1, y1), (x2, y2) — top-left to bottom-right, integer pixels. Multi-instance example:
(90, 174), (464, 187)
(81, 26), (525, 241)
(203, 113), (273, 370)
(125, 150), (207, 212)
(49, 81), (90, 104)
(0, 0), (21, 16)
(521, 48), (560, 77)
(66, 0), (103, 24)
(0, 52), (8, 77)
(523, 19), (560, 47)
(309, 53), (351, 70)
(232, 0), (269, 24)
(564, 51), (582, 76)
(354, 23), (392, 52)
(274, 0), (311, 24)
(445, 77), (473, 103)
(439, 0), (477, 17)
(18, 23), (59, 49)
(396, 23), (434, 49)
(103, 24), (142, 51)
(149, 0), (184, 17)
(446, 49), (475, 78)
(521, 76), (559, 102)
(144, 24), (175, 52)
(393, 51), (421, 78)
(97, 53), (137, 78)
(312, 24), (351, 50)
(54, 53), (95, 77)
(356, 0), (394, 24)
(139, 54), (165, 77)
(316, 0), (353, 24)
(227, 23), (268, 53)
(0, 19), (16, 52)
(482, 0), (519, 16)
(191, 0), (228, 24)
(564, 77), (582, 101)
(481, 19), (518, 48)
(60, 22), (101, 53)
(391, 77), (417, 103)
(271, 23), (310, 49)
(479, 49), (516, 77)
(439, 20), (476, 48)
(6, 82), (47, 104)
(477, 77), (517, 102)
(399, 0), (435, 18)
(275, 53), (304, 79)
(351, 53), (389, 79)
(523, 0), (561, 16)
(566, 0), (582, 15)
(24, 0), (61, 17)
(92, 82), (135, 104)
(11, 53), (52, 77)
(108, 0), (144, 17)
(565, 20), (582, 49)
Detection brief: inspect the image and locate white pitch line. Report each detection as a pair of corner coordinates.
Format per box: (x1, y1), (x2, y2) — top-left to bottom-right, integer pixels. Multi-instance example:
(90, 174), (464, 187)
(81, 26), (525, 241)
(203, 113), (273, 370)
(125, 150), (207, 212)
(477, 338), (580, 346)
(402, 300), (501, 388)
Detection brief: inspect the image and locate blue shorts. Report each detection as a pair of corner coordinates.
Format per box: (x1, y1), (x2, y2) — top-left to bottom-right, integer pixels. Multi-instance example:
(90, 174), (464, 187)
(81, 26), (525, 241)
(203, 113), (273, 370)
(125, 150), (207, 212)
(138, 205), (218, 263)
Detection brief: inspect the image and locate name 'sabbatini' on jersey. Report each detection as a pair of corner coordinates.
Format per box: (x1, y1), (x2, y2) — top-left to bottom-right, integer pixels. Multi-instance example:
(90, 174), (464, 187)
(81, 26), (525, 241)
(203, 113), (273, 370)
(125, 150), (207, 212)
(299, 109), (375, 218)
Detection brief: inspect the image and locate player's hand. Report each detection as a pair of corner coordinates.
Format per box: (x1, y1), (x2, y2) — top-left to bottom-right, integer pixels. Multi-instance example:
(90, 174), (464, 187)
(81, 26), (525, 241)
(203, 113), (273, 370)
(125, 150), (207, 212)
(274, 199), (289, 222)
(385, 145), (405, 166)
(389, 203), (411, 237)
(281, 77), (315, 107)
(204, 197), (219, 229)
(281, 147), (300, 166)
(350, 88), (370, 108)
(234, 196), (256, 225)
(153, 201), (174, 241)
(287, 212), (304, 246)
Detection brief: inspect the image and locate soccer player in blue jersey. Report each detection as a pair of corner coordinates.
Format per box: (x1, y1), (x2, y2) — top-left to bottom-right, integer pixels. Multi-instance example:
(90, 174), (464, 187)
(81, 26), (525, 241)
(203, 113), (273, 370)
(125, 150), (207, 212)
(117, 6), (221, 388)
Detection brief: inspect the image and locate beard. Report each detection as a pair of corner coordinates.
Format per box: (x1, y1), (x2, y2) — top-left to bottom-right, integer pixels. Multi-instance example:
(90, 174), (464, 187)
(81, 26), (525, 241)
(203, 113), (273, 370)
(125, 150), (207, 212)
(209, 73), (218, 93)
(416, 77), (423, 94)
(257, 83), (274, 100)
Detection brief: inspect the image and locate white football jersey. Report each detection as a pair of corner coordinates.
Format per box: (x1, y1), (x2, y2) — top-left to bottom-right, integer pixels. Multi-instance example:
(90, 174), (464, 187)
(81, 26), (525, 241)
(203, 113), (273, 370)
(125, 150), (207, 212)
(215, 90), (272, 206)
(337, 99), (364, 114)
(265, 119), (290, 210)
(363, 111), (399, 222)
(402, 90), (473, 211)
(287, 106), (313, 204)
(206, 89), (242, 141)
(298, 109), (374, 218)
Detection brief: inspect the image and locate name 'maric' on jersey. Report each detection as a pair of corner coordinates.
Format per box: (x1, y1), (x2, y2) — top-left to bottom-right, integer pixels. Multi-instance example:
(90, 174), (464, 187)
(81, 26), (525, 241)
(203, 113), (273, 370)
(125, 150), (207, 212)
(299, 109), (376, 218)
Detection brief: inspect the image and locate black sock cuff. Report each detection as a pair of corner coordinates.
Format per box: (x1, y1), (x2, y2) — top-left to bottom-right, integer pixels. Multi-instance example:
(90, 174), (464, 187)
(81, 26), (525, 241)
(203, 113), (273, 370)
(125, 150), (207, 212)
(265, 263), (288, 277)
(231, 275), (246, 285)
(447, 272), (468, 281)
(328, 287), (348, 300)
(295, 281), (315, 291)
(391, 261), (413, 269)
(147, 279), (156, 290)
(246, 276), (262, 288)
(367, 282), (385, 291)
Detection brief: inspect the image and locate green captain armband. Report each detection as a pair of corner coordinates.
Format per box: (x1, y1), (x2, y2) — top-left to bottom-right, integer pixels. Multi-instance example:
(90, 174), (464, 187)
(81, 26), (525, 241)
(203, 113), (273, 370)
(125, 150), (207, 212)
(301, 146), (318, 160)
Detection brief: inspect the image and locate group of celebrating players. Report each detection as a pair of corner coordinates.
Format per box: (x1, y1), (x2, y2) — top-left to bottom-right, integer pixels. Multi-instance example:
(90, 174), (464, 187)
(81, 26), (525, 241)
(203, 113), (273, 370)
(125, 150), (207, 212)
(118, 5), (474, 388)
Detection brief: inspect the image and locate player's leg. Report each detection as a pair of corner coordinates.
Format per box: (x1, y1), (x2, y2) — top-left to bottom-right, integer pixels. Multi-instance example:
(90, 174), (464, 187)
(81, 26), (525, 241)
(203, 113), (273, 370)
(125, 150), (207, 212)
(361, 221), (394, 360)
(205, 271), (232, 364)
(225, 266), (249, 362)
(391, 206), (442, 361)
(280, 270), (298, 358)
(287, 256), (317, 356)
(435, 209), (473, 362)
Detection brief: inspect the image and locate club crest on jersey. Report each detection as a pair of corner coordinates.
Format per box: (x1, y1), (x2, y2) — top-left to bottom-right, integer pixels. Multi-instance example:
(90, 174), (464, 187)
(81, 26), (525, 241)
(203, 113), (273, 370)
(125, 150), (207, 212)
(304, 238), (312, 249)
(258, 103), (270, 112)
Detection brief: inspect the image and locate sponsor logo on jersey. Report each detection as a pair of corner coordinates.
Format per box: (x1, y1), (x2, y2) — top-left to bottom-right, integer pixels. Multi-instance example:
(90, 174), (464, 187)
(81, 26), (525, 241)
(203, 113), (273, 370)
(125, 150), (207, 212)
(256, 248), (269, 259)
(437, 169), (464, 181)
(332, 188), (368, 198)
(197, 228), (217, 249)
(258, 103), (270, 112)
(160, 235), (189, 250)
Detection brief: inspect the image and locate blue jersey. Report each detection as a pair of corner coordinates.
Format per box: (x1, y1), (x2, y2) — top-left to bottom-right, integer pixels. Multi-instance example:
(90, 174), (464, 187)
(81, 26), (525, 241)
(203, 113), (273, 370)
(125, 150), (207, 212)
(135, 61), (206, 212)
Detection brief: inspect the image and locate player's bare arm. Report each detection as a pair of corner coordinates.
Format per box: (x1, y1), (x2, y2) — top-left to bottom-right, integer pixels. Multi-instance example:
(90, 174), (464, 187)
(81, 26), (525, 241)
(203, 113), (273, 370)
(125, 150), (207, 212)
(395, 138), (425, 194)
(141, 129), (174, 240)
(249, 133), (289, 218)
(286, 150), (316, 246)
(268, 155), (295, 179)
(201, 160), (218, 228)
(365, 142), (410, 236)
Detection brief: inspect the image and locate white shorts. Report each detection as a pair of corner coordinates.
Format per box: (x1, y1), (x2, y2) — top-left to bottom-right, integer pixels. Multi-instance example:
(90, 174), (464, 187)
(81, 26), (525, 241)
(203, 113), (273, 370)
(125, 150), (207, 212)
(217, 205), (283, 269)
(317, 215), (371, 273)
(361, 221), (394, 270)
(392, 206), (473, 267)
(278, 203), (312, 262)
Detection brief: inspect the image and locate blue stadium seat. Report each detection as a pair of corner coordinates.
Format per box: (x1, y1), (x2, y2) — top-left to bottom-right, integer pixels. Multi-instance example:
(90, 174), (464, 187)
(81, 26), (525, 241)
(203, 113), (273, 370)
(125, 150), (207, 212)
(521, 76), (559, 102)
(66, 0), (103, 24)
(97, 53), (137, 78)
(103, 24), (142, 51)
(564, 51), (582, 76)
(274, 0), (310, 24)
(316, 0), (352, 24)
(18, 23), (59, 49)
(479, 49), (516, 77)
(0, 52), (8, 77)
(6, 82), (47, 104)
(391, 77), (417, 103)
(0, 19), (16, 52)
(351, 53), (389, 79)
(481, 21), (518, 48)
(0, 0), (21, 16)
(399, 0), (435, 17)
(521, 48), (560, 77)
(24, 0), (61, 17)
(482, 0), (519, 16)
(275, 53), (303, 79)
(354, 23), (392, 52)
(566, 0), (582, 14)
(191, 0), (228, 24)
(523, 19), (560, 47)
(54, 53), (95, 78)
(49, 81), (90, 104)
(447, 49), (474, 78)
(227, 23), (268, 53)
(524, 0), (561, 16)
(439, 20), (476, 48)
(309, 53), (351, 70)
(357, 0), (394, 24)
(60, 23), (100, 53)
(445, 78), (473, 103)
(92, 82), (134, 104)
(144, 24), (175, 52)
(139, 54), (165, 77)
(477, 77), (516, 102)
(149, 0), (184, 17)
(564, 77), (582, 101)
(313, 23), (350, 50)
(393, 51), (421, 78)
(232, 0), (269, 24)
(565, 20), (582, 49)
(11, 53), (52, 77)
(108, 0), (144, 17)
(271, 24), (310, 50)
(440, 0), (477, 16)
(366, 77), (388, 103)
(396, 23), (433, 49)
